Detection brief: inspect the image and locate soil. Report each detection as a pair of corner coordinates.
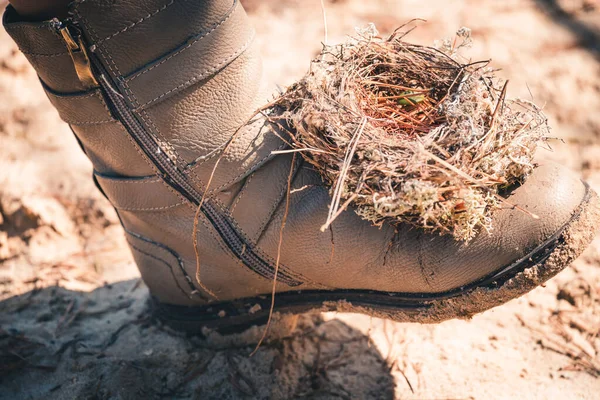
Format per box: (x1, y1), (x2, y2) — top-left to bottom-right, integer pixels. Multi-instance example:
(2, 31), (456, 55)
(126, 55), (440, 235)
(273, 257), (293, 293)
(1, 0), (600, 399)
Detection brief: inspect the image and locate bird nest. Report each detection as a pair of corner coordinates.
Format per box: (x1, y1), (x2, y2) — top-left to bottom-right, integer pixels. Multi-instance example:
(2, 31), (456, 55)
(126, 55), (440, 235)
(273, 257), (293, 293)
(271, 24), (549, 240)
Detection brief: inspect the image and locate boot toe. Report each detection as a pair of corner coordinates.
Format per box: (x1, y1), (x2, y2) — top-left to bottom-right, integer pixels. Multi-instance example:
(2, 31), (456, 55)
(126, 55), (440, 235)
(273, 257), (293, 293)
(386, 161), (591, 293)
(264, 161), (595, 295)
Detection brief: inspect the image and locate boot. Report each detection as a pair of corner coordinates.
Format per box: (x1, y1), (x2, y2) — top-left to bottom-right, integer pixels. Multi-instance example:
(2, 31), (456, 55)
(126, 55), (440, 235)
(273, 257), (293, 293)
(4, 0), (599, 331)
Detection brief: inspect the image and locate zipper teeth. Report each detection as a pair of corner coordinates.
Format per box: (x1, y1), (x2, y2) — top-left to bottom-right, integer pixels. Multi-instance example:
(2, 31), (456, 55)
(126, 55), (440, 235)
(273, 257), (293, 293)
(202, 205), (302, 286)
(102, 85), (201, 203)
(78, 27), (303, 288)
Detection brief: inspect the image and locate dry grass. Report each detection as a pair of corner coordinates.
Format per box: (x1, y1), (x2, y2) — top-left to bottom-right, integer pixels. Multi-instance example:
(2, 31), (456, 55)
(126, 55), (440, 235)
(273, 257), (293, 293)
(270, 24), (549, 240)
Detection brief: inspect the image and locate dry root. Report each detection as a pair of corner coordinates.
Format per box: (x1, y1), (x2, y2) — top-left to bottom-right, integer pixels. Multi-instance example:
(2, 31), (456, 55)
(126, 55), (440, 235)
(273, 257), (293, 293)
(271, 24), (549, 240)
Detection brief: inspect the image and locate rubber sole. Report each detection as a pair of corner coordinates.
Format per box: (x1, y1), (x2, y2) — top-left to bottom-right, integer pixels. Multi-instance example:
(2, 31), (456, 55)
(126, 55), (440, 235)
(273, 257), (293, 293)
(152, 185), (600, 334)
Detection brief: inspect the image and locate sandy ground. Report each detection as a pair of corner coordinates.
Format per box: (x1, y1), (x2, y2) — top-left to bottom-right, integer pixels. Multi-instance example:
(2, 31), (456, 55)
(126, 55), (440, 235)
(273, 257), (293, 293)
(1, 0), (600, 399)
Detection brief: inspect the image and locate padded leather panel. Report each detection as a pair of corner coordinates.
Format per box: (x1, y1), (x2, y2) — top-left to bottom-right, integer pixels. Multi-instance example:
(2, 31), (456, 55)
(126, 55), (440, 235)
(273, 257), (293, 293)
(43, 86), (116, 126)
(95, 173), (185, 211)
(125, 0), (254, 108)
(73, 0), (235, 75)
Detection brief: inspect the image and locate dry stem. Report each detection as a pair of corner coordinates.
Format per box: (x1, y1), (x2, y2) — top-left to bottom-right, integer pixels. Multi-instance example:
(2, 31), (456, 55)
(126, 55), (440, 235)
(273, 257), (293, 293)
(271, 24), (548, 240)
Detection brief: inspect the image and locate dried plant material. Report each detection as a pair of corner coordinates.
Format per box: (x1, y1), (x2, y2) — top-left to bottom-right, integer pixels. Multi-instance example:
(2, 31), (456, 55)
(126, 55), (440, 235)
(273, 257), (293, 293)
(271, 24), (549, 240)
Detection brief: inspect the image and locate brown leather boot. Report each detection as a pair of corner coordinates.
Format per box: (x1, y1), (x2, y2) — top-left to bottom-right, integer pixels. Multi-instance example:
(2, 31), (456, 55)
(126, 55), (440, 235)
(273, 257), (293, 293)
(4, 0), (599, 331)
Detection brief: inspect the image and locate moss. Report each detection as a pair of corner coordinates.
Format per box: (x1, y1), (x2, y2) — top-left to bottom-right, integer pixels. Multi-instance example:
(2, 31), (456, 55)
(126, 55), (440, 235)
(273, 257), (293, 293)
(271, 24), (548, 240)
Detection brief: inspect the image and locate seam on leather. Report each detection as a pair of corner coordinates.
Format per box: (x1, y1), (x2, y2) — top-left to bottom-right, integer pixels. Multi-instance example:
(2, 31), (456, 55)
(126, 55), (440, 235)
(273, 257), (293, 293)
(43, 87), (116, 124)
(97, 14), (199, 185)
(208, 199), (307, 286)
(126, 0), (238, 82)
(116, 201), (186, 212)
(22, 51), (68, 58)
(4, 24), (56, 31)
(71, 92), (116, 124)
(77, 0), (249, 198)
(184, 118), (283, 194)
(139, 108), (171, 149)
(208, 139), (286, 193)
(96, 0), (176, 44)
(46, 91), (97, 99)
(138, 105), (209, 190)
(183, 105), (280, 196)
(184, 116), (264, 171)
(247, 173), (331, 288)
(253, 157), (298, 244)
(123, 227), (207, 300)
(5, 20), (67, 43)
(98, 177), (162, 184)
(209, 196), (328, 288)
(94, 90), (118, 122)
(134, 30), (256, 109)
(230, 173), (254, 213)
(195, 210), (250, 274)
(183, 145), (223, 171)
(127, 240), (191, 299)
(251, 244), (329, 289)
(69, 119), (115, 125)
(74, 6), (324, 289)
(137, 112), (206, 201)
(76, 8), (196, 211)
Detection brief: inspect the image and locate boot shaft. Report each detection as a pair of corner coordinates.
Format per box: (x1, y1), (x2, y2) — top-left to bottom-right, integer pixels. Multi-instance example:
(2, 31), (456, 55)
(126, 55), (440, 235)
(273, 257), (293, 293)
(4, 0), (276, 184)
(4, 0), (294, 305)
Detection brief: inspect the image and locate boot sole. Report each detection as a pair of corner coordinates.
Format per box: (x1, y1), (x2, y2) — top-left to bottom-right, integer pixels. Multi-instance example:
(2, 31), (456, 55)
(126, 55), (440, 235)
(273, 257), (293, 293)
(152, 184), (600, 334)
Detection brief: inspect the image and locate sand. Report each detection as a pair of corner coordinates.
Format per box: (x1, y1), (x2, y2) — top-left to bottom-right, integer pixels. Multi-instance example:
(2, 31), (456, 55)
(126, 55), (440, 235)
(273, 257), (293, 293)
(1, 0), (599, 398)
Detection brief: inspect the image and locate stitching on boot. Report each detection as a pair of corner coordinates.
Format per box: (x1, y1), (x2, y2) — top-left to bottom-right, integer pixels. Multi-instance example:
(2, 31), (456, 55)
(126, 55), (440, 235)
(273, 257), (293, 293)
(135, 31), (256, 109)
(116, 201), (186, 211)
(184, 112), (260, 171)
(125, 0), (238, 82)
(91, 14), (209, 190)
(230, 173), (254, 213)
(127, 241), (192, 299)
(71, 92), (116, 124)
(44, 89), (116, 124)
(95, 91), (118, 121)
(98, 177), (162, 184)
(70, 119), (114, 125)
(183, 113), (264, 171)
(124, 228), (208, 300)
(47, 91), (96, 100)
(79, 1), (254, 195)
(248, 168), (331, 288)
(22, 51), (68, 58)
(184, 118), (286, 194)
(75, 7), (326, 290)
(5, 24), (56, 31)
(196, 211), (252, 269)
(96, 0), (176, 44)
(75, 9), (196, 210)
(210, 139), (286, 193)
(209, 196), (325, 288)
(185, 119), (286, 192)
(252, 243), (327, 288)
(254, 157), (298, 243)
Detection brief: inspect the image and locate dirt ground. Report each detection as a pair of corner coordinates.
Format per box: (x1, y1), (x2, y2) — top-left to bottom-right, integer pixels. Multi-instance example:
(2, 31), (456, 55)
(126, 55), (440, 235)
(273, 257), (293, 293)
(1, 0), (600, 399)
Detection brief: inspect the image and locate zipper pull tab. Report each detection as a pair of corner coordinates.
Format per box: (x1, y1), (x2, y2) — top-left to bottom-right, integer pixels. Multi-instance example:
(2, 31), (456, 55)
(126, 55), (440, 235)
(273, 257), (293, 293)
(59, 25), (99, 89)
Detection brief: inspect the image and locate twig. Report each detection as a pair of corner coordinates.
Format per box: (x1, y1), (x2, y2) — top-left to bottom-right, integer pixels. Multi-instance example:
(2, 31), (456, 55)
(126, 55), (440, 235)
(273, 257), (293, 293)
(250, 153), (297, 356)
(319, 0), (328, 47)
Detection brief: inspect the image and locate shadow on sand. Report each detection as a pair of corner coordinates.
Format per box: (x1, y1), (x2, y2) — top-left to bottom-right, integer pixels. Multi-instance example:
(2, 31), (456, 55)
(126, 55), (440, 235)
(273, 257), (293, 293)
(0, 280), (395, 399)
(534, 0), (600, 59)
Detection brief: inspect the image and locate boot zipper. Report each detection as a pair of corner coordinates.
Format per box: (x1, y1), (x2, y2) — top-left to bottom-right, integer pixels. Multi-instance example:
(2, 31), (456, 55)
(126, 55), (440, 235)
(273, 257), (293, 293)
(58, 22), (302, 288)
(59, 26), (98, 89)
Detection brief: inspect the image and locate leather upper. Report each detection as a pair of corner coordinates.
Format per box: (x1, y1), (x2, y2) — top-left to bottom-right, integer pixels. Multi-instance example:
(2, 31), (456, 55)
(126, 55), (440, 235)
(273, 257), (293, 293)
(3, 0), (589, 305)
